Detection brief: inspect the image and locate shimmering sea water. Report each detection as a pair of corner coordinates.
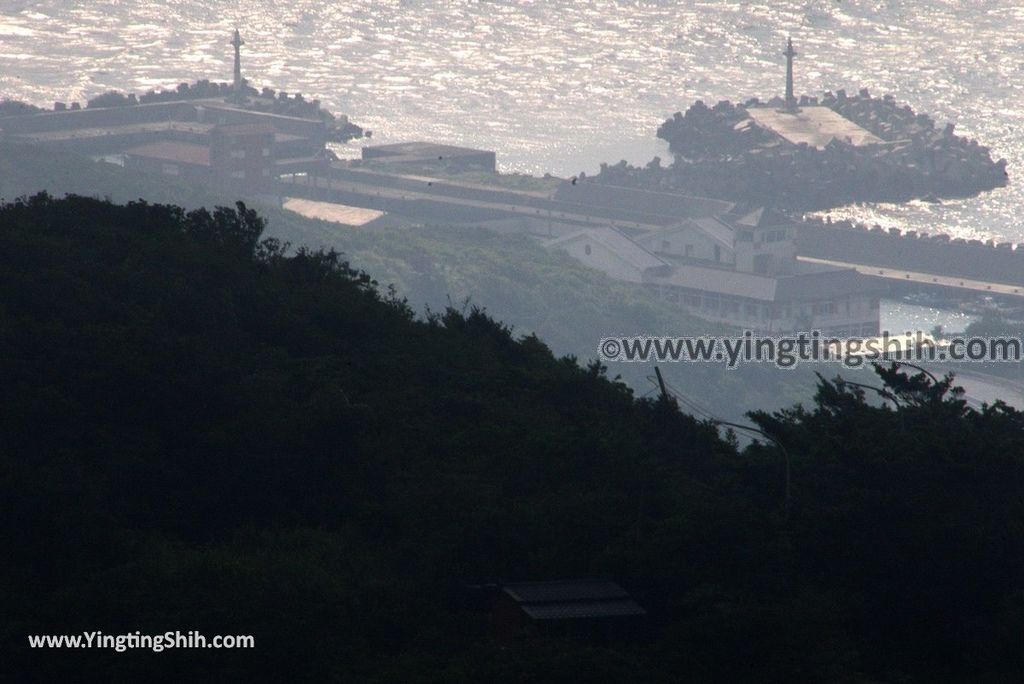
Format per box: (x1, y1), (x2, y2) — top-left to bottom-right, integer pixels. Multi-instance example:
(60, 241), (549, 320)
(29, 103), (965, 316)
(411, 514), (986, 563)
(2, 0), (1024, 242)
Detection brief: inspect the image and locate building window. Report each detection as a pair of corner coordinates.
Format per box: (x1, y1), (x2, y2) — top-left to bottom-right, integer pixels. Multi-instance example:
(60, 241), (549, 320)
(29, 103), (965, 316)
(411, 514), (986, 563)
(161, 164), (179, 176)
(584, 244), (592, 255)
(262, 168), (271, 177)
(230, 149), (246, 159)
(230, 170), (246, 179)
(684, 244), (694, 257)
(661, 240), (670, 250)
(262, 148), (271, 157)
(753, 254), (771, 274)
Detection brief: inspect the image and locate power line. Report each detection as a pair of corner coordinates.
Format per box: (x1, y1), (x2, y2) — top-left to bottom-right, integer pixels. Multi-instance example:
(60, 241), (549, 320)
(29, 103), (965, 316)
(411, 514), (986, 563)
(650, 366), (792, 518)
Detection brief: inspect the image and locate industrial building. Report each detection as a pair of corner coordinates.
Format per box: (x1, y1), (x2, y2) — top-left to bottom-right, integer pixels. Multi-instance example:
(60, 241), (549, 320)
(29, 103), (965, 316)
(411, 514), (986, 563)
(0, 31), (330, 195)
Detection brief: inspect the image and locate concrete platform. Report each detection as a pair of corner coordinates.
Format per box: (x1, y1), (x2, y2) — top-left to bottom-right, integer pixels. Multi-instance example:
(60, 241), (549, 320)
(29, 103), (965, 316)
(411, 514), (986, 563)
(282, 197), (385, 227)
(746, 106), (883, 149)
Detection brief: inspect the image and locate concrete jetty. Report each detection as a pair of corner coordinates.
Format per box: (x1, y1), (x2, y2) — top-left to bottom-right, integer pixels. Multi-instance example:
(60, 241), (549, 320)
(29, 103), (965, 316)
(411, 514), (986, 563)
(594, 39), (1008, 211)
(796, 219), (1024, 296)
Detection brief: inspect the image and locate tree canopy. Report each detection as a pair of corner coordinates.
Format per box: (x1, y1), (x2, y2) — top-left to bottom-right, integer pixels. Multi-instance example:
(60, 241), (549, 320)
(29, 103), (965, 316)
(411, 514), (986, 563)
(2, 195), (1023, 681)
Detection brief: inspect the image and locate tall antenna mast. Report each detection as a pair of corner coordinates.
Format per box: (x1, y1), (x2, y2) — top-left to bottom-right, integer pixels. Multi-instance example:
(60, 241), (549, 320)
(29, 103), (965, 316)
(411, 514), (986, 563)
(231, 28), (246, 104)
(783, 37), (798, 111)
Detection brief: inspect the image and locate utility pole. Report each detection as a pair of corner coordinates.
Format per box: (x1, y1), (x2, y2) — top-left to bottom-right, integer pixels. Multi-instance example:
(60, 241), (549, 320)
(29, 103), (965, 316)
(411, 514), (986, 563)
(654, 366), (673, 404)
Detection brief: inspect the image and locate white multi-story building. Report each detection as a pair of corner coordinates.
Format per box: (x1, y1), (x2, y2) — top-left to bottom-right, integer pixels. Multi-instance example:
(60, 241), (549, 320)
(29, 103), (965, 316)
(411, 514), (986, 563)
(546, 203), (882, 336)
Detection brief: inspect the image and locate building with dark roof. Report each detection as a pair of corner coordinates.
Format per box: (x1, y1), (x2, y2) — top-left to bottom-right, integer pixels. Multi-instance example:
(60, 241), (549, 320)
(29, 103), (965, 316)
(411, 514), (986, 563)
(0, 28), (332, 196)
(123, 123), (277, 194)
(491, 580), (646, 643)
(2, 97), (328, 195)
(649, 260), (884, 336)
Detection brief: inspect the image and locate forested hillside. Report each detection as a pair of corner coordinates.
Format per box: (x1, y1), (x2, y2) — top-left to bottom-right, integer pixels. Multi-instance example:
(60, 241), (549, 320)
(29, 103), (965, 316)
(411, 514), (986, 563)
(0, 141), (805, 420)
(3, 195), (1024, 681)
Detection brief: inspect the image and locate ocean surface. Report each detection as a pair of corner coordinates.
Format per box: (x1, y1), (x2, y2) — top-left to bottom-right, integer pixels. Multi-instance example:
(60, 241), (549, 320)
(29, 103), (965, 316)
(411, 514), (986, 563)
(2, 0), (1024, 243)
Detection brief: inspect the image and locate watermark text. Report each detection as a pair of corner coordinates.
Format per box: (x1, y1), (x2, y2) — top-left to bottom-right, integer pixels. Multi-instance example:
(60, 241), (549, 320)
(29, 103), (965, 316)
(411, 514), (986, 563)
(597, 331), (1023, 369)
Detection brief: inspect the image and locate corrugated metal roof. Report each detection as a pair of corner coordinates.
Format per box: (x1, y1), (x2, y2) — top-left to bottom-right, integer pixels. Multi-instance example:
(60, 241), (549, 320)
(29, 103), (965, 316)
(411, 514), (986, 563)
(659, 263), (778, 301)
(773, 267), (882, 301)
(656, 262), (882, 302)
(502, 580), (646, 621)
(503, 580), (631, 603)
(521, 600), (647, 621)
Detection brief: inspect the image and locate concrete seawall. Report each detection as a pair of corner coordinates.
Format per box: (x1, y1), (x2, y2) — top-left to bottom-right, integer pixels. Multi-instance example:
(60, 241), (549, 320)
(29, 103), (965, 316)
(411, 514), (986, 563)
(797, 221), (1024, 290)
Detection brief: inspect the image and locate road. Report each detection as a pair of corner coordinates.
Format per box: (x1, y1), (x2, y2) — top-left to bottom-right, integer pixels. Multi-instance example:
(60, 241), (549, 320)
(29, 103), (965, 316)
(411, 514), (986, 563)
(280, 173), (666, 232)
(951, 369), (1024, 409)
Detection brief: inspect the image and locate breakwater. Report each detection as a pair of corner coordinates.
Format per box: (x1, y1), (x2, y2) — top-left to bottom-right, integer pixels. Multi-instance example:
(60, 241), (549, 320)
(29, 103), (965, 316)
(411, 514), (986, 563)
(1, 80), (364, 144)
(593, 90), (1007, 212)
(797, 217), (1024, 291)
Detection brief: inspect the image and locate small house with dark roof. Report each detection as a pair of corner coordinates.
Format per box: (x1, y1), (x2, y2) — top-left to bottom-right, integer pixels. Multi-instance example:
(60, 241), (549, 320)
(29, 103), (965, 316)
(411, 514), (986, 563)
(491, 580), (646, 643)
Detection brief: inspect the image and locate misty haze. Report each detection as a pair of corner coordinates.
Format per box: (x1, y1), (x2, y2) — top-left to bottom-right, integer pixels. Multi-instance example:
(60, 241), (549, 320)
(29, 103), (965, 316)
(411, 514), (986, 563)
(2, 1), (1024, 681)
